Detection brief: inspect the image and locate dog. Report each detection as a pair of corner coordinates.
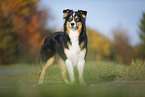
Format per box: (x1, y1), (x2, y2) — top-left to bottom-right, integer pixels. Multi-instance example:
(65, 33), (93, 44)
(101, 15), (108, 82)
(38, 9), (87, 85)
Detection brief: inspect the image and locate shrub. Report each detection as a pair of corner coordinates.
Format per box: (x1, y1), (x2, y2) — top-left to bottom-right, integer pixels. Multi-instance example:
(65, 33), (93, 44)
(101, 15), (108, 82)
(117, 59), (145, 80)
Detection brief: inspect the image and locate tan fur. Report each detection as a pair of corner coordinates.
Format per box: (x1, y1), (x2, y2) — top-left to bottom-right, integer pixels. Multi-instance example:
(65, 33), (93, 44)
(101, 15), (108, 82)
(64, 13), (68, 18)
(63, 10), (69, 18)
(58, 57), (70, 84)
(64, 48), (67, 55)
(70, 16), (73, 19)
(67, 41), (70, 47)
(83, 48), (86, 53)
(38, 57), (54, 85)
(82, 14), (86, 18)
(80, 42), (84, 49)
(77, 22), (82, 34)
(75, 16), (78, 19)
(80, 11), (86, 18)
(38, 55), (70, 85)
(66, 21), (70, 34)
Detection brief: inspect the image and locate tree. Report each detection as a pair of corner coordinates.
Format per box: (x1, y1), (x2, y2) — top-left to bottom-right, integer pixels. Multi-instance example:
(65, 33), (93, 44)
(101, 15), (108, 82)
(0, 0), (52, 64)
(87, 28), (111, 60)
(111, 27), (135, 64)
(0, 0), (17, 63)
(139, 13), (145, 59)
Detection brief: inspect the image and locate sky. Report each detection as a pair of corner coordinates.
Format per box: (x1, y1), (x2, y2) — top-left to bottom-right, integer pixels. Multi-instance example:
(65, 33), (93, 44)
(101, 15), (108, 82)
(39, 0), (145, 46)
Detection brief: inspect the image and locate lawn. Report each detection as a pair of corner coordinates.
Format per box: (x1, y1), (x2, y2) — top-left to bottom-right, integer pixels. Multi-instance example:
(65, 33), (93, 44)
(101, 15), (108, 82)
(0, 60), (145, 97)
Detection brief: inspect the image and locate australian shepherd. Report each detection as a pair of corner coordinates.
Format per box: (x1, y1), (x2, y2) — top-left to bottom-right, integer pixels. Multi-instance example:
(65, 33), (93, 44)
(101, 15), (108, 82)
(38, 9), (87, 85)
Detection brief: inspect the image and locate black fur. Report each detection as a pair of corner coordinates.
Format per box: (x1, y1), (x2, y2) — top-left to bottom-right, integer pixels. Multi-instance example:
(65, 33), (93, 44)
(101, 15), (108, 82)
(40, 10), (87, 64)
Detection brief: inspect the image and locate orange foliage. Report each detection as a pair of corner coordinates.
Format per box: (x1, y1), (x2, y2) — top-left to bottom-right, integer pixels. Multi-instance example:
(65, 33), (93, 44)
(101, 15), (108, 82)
(0, 0), (49, 64)
(27, 16), (39, 35)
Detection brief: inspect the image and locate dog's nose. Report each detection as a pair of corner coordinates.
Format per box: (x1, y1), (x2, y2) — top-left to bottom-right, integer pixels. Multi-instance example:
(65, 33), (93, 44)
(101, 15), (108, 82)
(71, 23), (74, 26)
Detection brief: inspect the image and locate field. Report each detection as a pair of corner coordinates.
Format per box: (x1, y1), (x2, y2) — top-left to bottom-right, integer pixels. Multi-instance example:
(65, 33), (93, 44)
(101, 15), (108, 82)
(0, 60), (145, 97)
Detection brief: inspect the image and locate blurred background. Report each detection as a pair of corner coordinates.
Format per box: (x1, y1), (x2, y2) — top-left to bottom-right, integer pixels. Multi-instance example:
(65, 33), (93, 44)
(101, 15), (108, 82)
(0, 0), (145, 65)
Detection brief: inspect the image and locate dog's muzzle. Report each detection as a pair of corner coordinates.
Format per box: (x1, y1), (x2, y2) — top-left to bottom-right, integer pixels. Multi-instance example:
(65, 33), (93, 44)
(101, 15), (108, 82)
(70, 21), (76, 28)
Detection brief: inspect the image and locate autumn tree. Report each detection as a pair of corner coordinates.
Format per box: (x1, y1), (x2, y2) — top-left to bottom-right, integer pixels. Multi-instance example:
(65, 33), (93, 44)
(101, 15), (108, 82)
(0, 0), (52, 64)
(111, 28), (135, 64)
(87, 28), (111, 60)
(0, 0), (17, 63)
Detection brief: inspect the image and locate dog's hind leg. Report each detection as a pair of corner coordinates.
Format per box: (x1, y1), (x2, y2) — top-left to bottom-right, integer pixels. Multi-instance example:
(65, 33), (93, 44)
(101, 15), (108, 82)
(38, 57), (54, 85)
(58, 57), (70, 84)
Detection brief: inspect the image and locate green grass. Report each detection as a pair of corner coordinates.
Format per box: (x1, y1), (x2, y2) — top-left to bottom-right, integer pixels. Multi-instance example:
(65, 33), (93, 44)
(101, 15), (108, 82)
(0, 60), (145, 97)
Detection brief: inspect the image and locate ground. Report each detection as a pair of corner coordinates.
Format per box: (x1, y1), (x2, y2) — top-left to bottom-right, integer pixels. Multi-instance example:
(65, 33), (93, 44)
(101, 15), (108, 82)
(0, 61), (145, 97)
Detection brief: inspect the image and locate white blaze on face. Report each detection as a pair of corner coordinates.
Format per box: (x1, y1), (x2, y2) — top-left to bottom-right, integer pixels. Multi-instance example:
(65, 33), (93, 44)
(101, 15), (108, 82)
(70, 12), (76, 28)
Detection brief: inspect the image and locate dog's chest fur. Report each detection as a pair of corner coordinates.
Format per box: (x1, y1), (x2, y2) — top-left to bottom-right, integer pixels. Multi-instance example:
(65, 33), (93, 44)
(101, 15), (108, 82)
(65, 30), (81, 66)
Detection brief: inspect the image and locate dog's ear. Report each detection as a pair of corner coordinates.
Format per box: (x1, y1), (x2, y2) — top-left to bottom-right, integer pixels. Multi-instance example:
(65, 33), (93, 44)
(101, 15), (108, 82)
(78, 10), (87, 19)
(63, 9), (73, 19)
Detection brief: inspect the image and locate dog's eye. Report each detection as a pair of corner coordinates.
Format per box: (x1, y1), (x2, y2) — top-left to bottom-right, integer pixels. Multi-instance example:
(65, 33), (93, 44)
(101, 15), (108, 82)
(75, 18), (80, 22)
(68, 18), (72, 22)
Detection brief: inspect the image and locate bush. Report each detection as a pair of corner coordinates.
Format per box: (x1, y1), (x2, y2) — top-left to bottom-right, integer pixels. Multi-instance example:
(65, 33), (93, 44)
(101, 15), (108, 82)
(117, 60), (145, 81)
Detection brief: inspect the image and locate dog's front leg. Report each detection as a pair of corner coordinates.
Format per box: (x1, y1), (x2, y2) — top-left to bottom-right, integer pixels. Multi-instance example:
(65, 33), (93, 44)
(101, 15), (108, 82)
(65, 59), (75, 84)
(77, 59), (86, 86)
(77, 49), (87, 86)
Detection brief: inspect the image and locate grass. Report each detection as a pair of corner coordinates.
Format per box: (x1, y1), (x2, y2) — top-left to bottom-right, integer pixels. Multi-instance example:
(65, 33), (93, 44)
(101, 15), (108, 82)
(120, 60), (145, 80)
(0, 60), (145, 97)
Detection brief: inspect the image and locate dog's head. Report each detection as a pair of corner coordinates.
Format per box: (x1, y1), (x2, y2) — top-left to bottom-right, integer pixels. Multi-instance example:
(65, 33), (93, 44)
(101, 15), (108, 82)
(63, 9), (87, 33)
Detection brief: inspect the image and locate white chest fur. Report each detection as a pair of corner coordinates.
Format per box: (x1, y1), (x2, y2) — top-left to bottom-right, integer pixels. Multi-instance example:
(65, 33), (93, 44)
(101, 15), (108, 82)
(65, 30), (81, 66)
(64, 29), (86, 85)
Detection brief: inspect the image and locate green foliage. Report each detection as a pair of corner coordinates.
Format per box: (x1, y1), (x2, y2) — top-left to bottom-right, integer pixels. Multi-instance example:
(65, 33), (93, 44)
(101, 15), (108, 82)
(118, 60), (145, 81)
(0, 13), (17, 64)
(139, 13), (145, 58)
